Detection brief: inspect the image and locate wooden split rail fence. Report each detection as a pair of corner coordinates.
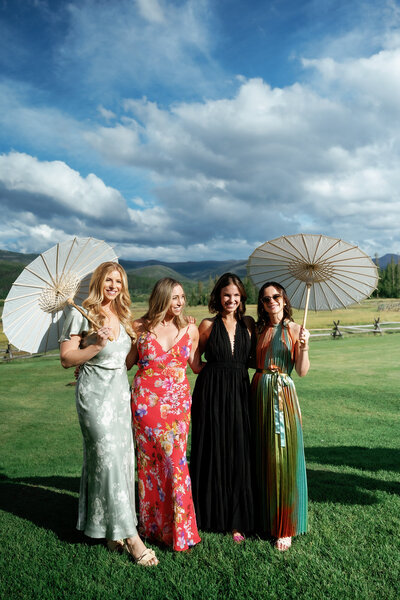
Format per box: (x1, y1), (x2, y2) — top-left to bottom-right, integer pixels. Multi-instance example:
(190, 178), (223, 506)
(2, 321), (400, 360)
(310, 320), (400, 338)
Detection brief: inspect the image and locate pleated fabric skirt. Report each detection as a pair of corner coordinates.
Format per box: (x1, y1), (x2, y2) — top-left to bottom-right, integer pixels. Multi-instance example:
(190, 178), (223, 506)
(252, 372), (307, 538)
(190, 362), (254, 533)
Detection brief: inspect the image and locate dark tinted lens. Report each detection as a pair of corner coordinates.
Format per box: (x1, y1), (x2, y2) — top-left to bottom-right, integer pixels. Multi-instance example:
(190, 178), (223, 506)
(262, 294), (281, 303)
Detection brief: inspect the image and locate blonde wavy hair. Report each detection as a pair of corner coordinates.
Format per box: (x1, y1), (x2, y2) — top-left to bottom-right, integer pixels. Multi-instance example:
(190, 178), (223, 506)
(82, 262), (135, 340)
(143, 277), (188, 334)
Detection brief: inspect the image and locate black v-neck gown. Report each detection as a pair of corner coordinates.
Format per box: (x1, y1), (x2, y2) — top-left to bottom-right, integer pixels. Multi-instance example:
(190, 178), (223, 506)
(190, 314), (254, 532)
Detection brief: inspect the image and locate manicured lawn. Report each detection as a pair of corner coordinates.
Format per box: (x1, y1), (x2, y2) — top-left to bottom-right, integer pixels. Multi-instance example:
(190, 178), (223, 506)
(0, 334), (399, 599)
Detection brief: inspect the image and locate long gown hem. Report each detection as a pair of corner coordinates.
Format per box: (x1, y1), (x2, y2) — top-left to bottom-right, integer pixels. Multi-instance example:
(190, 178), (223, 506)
(78, 525), (138, 539)
(251, 322), (308, 539)
(190, 315), (255, 533)
(132, 329), (201, 552)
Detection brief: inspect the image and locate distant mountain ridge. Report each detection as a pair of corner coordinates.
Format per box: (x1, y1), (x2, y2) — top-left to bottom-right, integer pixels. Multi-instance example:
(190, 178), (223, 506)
(0, 249), (39, 265)
(0, 248), (398, 301)
(373, 253), (400, 268)
(119, 258), (247, 280)
(0, 249), (248, 280)
(1, 248), (397, 277)
(0, 249), (249, 300)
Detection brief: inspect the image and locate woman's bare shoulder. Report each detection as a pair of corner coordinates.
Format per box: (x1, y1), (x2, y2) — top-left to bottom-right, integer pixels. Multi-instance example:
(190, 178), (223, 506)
(199, 317), (215, 332)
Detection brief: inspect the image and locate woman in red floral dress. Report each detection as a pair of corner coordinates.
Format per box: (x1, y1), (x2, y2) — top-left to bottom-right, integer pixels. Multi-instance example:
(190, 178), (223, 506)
(131, 278), (203, 551)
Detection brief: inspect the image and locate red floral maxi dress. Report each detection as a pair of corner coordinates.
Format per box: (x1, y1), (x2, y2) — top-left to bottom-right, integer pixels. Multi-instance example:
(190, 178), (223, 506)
(131, 328), (201, 551)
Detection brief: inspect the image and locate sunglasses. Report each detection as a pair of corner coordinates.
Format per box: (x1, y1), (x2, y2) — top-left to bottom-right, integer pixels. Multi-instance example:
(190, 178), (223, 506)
(262, 294), (282, 304)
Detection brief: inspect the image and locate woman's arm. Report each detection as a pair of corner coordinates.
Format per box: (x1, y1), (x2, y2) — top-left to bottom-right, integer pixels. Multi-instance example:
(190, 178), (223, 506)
(126, 319), (143, 370)
(188, 318), (214, 374)
(126, 341), (138, 370)
(125, 318), (145, 370)
(291, 322), (310, 377)
(60, 326), (111, 368)
(244, 315), (257, 369)
(197, 318), (214, 356)
(187, 323), (203, 374)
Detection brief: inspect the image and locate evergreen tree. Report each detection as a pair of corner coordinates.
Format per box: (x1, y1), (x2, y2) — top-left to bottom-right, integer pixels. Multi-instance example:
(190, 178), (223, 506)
(243, 276), (257, 304)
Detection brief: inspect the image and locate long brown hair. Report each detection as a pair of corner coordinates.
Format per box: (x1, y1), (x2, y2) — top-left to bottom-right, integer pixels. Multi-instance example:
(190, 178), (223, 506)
(208, 272), (247, 319)
(256, 281), (293, 333)
(143, 277), (188, 333)
(82, 262), (135, 339)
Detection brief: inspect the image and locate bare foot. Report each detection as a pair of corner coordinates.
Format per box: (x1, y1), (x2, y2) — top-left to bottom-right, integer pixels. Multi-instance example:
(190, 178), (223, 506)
(125, 535), (159, 566)
(275, 536), (292, 551)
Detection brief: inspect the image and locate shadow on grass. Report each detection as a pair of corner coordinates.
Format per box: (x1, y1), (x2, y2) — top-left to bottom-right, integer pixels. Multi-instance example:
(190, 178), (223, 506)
(0, 474), (97, 545)
(307, 468), (399, 505)
(1, 444), (399, 540)
(305, 446), (400, 505)
(305, 446), (400, 472)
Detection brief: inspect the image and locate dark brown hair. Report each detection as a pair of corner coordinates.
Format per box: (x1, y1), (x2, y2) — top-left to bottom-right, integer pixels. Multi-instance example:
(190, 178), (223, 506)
(256, 281), (293, 333)
(208, 272), (247, 319)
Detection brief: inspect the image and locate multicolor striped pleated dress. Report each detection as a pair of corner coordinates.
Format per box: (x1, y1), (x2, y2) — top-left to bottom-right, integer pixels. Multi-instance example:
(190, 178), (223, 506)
(251, 321), (307, 538)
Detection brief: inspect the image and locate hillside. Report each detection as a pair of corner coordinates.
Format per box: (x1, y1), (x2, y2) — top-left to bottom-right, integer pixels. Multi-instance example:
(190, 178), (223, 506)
(1, 248), (398, 301)
(125, 264), (193, 281)
(0, 249), (38, 265)
(0, 249), (250, 301)
(119, 258), (247, 280)
(0, 260), (28, 299)
(374, 253), (400, 268)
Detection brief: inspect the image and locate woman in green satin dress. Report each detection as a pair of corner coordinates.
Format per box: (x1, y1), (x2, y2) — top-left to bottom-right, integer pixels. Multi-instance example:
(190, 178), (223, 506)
(60, 262), (158, 566)
(251, 281), (310, 552)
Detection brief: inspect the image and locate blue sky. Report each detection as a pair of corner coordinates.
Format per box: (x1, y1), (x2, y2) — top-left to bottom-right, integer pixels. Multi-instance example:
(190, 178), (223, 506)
(1, 0), (400, 261)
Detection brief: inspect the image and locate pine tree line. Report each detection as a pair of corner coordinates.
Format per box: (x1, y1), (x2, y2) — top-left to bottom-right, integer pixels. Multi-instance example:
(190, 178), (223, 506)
(373, 256), (400, 298)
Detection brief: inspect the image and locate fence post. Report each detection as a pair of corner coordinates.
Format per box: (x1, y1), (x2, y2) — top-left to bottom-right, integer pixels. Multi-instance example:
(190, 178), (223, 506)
(373, 318), (383, 335)
(331, 320), (343, 338)
(3, 343), (13, 360)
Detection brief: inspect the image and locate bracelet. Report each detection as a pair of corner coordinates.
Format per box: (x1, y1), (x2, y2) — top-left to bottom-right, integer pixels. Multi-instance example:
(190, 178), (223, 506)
(299, 346), (309, 351)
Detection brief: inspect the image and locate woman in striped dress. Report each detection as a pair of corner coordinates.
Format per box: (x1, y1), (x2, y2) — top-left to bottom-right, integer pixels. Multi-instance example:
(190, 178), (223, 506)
(251, 281), (310, 551)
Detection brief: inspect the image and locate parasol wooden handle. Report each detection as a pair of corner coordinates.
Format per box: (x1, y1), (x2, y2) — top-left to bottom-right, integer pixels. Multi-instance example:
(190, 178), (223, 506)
(301, 283), (312, 337)
(67, 299), (114, 341)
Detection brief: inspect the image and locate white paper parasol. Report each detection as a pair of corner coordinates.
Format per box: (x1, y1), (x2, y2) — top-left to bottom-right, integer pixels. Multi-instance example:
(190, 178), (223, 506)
(2, 237), (118, 353)
(247, 233), (378, 327)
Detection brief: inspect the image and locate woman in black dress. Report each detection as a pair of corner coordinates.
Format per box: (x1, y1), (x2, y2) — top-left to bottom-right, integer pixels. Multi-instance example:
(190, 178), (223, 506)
(190, 273), (254, 541)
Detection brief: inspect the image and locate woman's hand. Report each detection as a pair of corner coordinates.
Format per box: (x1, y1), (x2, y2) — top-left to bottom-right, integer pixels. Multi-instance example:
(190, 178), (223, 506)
(95, 326), (112, 348)
(298, 326), (310, 348)
(60, 327), (111, 369)
(295, 326), (310, 377)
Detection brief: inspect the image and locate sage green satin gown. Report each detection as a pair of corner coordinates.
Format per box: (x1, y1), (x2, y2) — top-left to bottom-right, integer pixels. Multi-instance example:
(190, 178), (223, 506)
(60, 307), (138, 540)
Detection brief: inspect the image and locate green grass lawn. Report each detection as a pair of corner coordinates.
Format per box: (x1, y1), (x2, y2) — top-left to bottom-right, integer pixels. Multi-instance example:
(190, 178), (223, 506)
(0, 335), (399, 599)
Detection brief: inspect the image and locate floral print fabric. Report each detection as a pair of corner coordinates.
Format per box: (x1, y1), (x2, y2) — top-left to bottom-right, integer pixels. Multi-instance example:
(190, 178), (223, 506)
(131, 329), (201, 551)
